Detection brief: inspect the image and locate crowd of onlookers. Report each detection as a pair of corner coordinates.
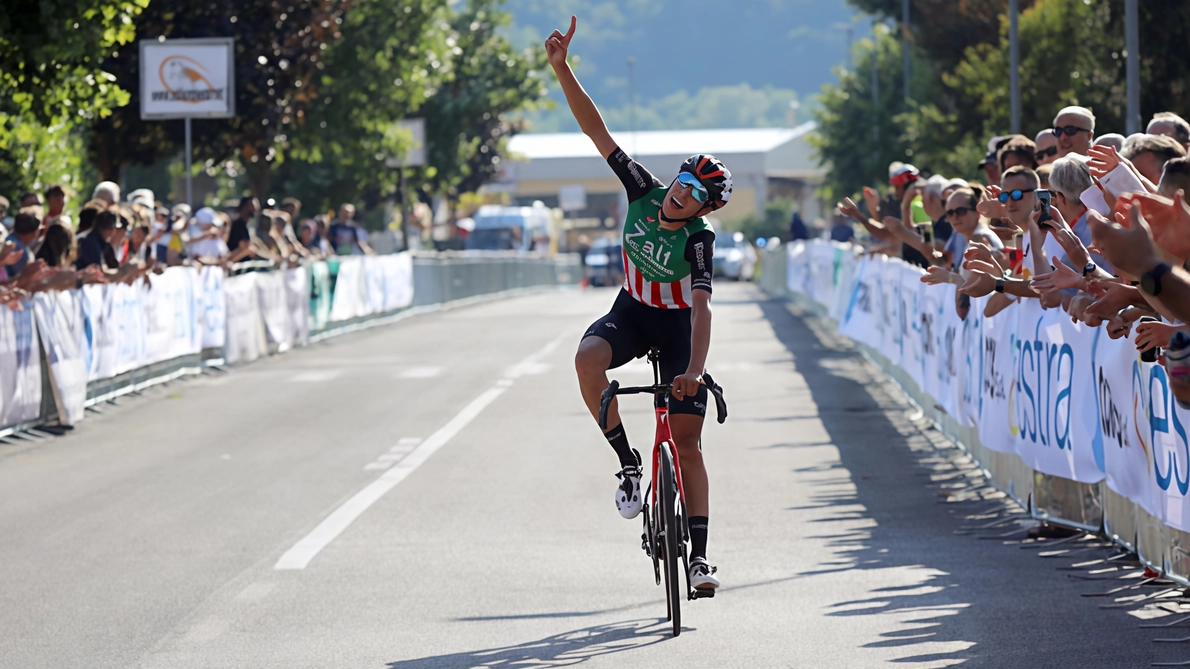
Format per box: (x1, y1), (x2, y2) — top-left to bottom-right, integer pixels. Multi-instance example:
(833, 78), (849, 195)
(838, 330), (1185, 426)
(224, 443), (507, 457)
(832, 106), (1190, 406)
(0, 182), (378, 309)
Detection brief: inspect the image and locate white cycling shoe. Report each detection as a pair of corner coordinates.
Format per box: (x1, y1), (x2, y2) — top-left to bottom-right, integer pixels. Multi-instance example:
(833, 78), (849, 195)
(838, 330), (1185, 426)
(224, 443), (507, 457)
(615, 462), (643, 519)
(689, 557), (720, 590)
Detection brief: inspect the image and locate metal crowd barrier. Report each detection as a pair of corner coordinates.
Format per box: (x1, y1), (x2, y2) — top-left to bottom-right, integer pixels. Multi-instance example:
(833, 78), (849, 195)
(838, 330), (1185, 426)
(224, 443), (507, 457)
(756, 243), (1190, 584)
(0, 251), (580, 440)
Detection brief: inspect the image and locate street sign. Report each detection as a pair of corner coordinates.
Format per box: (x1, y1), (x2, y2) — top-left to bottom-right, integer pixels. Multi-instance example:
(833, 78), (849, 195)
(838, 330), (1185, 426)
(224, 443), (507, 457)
(139, 38), (235, 120)
(384, 118), (427, 168)
(558, 184), (587, 212)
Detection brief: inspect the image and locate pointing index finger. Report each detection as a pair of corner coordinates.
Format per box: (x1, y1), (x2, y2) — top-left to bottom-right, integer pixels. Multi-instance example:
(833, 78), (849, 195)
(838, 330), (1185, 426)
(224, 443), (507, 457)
(562, 15), (577, 45)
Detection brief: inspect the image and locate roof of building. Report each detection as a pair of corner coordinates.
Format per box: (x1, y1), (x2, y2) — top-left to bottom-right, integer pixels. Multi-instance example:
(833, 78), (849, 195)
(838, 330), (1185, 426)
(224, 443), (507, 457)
(508, 122), (817, 160)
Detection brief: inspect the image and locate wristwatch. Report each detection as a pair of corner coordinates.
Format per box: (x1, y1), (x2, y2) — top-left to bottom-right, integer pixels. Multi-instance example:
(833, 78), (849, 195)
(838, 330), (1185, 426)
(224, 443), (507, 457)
(76, 275), (84, 290)
(1083, 262), (1097, 277)
(994, 278), (1005, 294)
(1141, 263), (1172, 296)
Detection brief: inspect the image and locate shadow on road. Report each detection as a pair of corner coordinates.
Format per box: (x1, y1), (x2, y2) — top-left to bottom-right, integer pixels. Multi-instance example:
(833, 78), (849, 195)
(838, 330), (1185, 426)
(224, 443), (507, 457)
(386, 619), (674, 668)
(754, 295), (1151, 668)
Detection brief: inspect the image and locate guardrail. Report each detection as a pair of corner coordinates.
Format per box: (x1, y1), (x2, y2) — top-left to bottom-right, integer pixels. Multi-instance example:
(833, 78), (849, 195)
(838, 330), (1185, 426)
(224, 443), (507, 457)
(0, 251), (580, 440)
(759, 240), (1190, 586)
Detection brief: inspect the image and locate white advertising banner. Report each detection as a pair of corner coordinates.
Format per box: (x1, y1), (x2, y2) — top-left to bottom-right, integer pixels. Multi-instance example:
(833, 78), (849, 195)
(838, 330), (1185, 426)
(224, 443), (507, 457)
(285, 267), (311, 346)
(198, 265), (227, 350)
(330, 257), (370, 322)
(838, 256), (882, 351)
(32, 291), (88, 426)
(379, 252), (415, 312)
(0, 302), (42, 429)
(224, 274), (265, 364)
(1009, 300), (1104, 483)
(140, 38), (235, 119)
(1096, 331), (1160, 520)
(256, 270), (293, 352)
(364, 256), (387, 315)
(141, 267), (200, 365)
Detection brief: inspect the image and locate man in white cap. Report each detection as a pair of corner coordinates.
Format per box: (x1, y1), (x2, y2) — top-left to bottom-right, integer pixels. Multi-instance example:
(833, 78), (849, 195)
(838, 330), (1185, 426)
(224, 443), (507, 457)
(92, 181), (121, 206)
(185, 207), (229, 260)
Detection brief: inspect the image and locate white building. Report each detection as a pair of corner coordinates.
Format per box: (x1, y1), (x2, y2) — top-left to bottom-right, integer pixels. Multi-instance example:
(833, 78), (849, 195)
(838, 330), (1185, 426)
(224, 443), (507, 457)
(494, 122), (823, 227)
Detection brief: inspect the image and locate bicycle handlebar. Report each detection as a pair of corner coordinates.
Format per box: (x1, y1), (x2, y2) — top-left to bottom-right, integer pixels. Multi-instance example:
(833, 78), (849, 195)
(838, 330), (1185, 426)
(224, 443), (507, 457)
(597, 374), (728, 430)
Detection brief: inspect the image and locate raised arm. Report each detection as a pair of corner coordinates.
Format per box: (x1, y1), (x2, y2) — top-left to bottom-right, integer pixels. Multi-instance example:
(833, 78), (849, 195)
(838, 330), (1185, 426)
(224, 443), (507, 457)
(545, 16), (616, 159)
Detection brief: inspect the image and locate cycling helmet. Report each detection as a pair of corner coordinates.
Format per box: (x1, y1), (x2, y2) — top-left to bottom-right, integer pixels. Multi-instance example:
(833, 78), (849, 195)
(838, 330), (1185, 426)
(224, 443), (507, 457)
(679, 154), (733, 210)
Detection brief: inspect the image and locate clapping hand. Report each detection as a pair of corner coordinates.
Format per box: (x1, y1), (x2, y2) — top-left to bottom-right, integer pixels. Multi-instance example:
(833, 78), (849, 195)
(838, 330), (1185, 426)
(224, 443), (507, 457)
(838, 197), (864, 223)
(1133, 189), (1190, 260)
(1087, 206), (1165, 278)
(1135, 321), (1182, 353)
(1087, 145), (1124, 180)
(1030, 262), (1081, 293)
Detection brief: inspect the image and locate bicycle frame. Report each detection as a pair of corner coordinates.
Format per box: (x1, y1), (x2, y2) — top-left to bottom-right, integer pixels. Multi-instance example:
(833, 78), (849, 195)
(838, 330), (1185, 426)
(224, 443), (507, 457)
(647, 366), (688, 516)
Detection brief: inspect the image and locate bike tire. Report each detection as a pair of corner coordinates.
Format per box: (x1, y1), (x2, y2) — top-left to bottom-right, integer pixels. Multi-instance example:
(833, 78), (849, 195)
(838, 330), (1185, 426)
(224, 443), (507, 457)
(659, 443), (681, 637)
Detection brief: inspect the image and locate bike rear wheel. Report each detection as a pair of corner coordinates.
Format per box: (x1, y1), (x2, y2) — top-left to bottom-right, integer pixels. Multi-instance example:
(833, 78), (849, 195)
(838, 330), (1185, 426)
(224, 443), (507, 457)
(659, 443), (681, 637)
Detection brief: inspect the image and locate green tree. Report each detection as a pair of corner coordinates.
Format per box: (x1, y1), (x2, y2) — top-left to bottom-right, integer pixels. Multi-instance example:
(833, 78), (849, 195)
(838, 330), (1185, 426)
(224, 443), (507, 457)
(414, 0), (548, 204)
(0, 0), (148, 195)
(88, 0), (350, 196)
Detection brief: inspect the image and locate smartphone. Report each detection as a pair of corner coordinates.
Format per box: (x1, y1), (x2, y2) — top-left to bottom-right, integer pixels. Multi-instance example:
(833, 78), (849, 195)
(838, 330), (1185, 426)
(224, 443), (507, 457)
(1139, 316), (1161, 363)
(1035, 189), (1053, 225)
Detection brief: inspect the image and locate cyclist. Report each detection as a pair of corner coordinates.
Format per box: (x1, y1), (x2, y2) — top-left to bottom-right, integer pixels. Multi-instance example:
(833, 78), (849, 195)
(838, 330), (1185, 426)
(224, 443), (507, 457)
(547, 16), (730, 592)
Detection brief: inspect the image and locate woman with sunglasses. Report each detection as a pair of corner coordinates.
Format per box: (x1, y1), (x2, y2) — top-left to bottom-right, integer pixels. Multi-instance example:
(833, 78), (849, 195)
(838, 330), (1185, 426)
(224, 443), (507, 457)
(923, 188), (1006, 293)
(549, 15), (731, 592)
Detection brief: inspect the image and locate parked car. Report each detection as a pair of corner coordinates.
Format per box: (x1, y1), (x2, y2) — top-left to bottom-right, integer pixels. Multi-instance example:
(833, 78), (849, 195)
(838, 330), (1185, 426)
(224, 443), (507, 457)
(465, 203), (552, 252)
(713, 230), (757, 281)
(584, 237), (624, 287)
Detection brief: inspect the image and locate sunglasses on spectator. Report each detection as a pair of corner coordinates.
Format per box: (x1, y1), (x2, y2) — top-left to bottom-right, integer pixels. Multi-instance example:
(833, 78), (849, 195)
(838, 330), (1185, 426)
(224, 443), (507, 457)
(674, 172), (709, 203)
(1035, 146), (1058, 160)
(997, 189), (1030, 203)
(945, 207), (973, 218)
(1052, 125), (1090, 137)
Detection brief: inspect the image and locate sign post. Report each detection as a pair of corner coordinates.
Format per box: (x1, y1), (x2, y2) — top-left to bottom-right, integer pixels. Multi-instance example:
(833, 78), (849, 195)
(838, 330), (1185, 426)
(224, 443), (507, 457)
(384, 119), (426, 250)
(140, 37), (236, 207)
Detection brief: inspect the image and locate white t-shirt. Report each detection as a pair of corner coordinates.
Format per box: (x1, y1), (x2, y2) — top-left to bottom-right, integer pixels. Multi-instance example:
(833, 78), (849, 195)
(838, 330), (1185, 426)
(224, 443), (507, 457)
(186, 225), (229, 259)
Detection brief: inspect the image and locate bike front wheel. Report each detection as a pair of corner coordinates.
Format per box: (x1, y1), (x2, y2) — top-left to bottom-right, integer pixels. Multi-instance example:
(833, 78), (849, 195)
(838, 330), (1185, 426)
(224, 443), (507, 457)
(659, 442), (682, 637)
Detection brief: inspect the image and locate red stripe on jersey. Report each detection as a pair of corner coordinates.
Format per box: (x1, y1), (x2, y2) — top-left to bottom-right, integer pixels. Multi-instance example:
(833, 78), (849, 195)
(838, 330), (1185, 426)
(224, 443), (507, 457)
(650, 280), (664, 307)
(670, 281), (689, 309)
(634, 264), (644, 299)
(622, 247), (631, 293)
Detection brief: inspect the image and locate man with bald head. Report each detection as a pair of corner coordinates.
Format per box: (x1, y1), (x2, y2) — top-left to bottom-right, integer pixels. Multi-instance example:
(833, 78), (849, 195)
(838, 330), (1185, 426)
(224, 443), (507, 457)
(1052, 106), (1095, 158)
(1034, 129), (1059, 166)
(1148, 112), (1190, 151)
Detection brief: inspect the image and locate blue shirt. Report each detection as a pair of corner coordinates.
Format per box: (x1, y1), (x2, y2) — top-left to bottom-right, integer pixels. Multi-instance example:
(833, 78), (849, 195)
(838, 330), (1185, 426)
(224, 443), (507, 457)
(4, 232), (33, 276)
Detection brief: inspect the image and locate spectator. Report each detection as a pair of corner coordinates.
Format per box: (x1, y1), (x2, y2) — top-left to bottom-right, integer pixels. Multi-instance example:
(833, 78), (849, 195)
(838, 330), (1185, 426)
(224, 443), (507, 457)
(979, 136), (1010, 185)
(1044, 156), (1107, 272)
(998, 134), (1038, 172)
(1121, 133), (1187, 184)
(1036, 163), (1053, 189)
(300, 220), (329, 258)
(829, 209), (856, 243)
(328, 203), (375, 255)
(76, 202), (105, 234)
(43, 184), (70, 229)
(19, 191), (42, 209)
(92, 181), (120, 206)
(1147, 112), (1190, 150)
(1094, 133), (1126, 152)
(186, 207), (229, 261)
(126, 188), (154, 210)
(34, 223), (74, 267)
(352, 208), (375, 255)
(1052, 106), (1095, 158)
(227, 197), (259, 257)
(5, 212), (39, 276)
(1159, 156), (1190, 199)
(76, 210), (119, 270)
(788, 211), (810, 241)
(922, 174), (954, 243)
(1034, 129), (1060, 166)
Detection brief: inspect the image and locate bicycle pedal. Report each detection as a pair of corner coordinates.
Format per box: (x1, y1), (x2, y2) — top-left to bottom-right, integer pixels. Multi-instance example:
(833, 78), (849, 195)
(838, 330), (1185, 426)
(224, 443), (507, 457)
(690, 588), (716, 600)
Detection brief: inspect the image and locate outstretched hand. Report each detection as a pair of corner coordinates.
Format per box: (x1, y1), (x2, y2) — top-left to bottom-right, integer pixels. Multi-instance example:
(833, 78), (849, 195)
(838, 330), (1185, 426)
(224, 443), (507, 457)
(544, 15), (577, 68)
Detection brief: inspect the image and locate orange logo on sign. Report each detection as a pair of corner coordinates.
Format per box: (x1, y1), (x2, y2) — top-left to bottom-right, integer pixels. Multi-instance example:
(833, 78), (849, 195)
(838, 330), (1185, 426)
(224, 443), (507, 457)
(152, 55), (224, 103)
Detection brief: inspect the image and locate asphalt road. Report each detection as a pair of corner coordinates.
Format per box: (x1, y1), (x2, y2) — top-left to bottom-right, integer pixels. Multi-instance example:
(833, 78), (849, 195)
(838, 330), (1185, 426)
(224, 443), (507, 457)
(0, 283), (1165, 668)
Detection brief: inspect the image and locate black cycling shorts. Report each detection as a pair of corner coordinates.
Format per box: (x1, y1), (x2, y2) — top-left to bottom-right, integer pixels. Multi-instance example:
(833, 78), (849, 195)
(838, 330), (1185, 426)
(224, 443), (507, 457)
(582, 289), (708, 417)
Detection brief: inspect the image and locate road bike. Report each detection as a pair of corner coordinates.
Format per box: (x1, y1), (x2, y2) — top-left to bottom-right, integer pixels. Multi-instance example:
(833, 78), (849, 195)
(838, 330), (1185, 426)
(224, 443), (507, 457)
(598, 347), (727, 637)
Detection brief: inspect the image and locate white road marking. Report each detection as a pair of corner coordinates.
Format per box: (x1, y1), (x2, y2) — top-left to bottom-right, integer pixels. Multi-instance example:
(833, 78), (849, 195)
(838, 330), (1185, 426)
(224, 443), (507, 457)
(292, 370), (341, 383)
(363, 462), (392, 471)
(396, 437), (423, 446)
(398, 366), (441, 379)
(274, 333), (568, 571)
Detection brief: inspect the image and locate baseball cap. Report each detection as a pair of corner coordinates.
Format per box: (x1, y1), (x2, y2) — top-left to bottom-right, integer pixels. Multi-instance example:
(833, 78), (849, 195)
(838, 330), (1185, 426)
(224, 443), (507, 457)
(889, 164), (920, 187)
(978, 136), (1010, 168)
(194, 206), (220, 226)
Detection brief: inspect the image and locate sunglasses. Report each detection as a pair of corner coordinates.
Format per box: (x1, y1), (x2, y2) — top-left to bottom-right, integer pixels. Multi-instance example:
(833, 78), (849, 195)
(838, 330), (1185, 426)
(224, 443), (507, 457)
(998, 189), (1030, 203)
(1052, 125), (1090, 137)
(1035, 146), (1058, 160)
(675, 172), (709, 203)
(945, 207), (973, 218)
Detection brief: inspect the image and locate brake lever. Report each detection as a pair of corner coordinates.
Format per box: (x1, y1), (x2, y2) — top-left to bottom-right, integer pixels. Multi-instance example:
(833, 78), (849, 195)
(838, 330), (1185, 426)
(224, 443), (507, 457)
(598, 380), (620, 430)
(702, 372), (728, 424)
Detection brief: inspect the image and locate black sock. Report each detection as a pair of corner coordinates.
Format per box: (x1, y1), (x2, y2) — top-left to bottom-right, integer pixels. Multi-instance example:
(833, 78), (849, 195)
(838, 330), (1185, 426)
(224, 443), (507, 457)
(690, 516), (709, 561)
(604, 424), (638, 469)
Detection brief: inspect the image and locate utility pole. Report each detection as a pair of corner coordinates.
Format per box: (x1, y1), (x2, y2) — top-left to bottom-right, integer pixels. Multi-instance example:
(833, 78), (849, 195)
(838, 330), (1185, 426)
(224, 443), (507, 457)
(902, 0), (911, 104)
(833, 22), (854, 71)
(1009, 0), (1020, 133)
(1125, 0), (1140, 134)
(872, 28), (880, 145)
